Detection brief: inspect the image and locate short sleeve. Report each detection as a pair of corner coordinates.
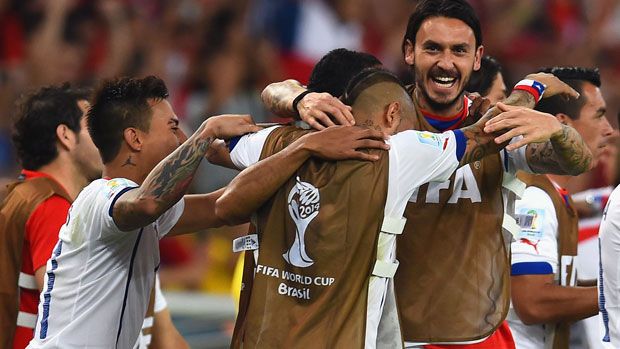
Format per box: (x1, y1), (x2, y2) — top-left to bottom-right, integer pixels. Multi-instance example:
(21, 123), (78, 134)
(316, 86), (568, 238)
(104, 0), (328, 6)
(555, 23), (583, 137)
(25, 195), (71, 271)
(389, 130), (461, 191)
(100, 178), (140, 234)
(502, 136), (533, 174)
(154, 198), (185, 239)
(511, 186), (559, 275)
(229, 126), (280, 169)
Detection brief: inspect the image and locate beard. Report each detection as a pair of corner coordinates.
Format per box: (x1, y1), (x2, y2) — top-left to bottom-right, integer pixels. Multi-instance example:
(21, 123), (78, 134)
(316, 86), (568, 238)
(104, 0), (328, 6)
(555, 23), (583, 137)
(413, 64), (468, 113)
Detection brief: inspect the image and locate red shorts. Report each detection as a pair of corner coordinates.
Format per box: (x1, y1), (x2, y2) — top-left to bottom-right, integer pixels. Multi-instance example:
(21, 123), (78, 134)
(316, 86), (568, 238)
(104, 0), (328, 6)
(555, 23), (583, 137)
(425, 321), (515, 349)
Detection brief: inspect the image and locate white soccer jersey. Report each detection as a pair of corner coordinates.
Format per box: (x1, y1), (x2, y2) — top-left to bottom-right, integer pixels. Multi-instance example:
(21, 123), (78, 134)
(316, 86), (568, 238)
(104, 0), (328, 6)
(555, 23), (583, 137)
(230, 126), (463, 348)
(134, 274), (168, 349)
(507, 185), (561, 349)
(28, 178), (184, 349)
(599, 184), (620, 348)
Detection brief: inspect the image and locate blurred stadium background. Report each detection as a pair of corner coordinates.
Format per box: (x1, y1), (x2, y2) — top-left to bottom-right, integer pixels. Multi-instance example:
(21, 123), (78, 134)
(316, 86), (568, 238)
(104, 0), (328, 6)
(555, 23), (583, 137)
(1, 0), (620, 348)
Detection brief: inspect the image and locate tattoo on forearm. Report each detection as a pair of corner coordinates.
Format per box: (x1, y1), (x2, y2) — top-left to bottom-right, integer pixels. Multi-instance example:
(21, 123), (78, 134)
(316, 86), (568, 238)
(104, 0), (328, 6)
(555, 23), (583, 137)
(262, 80), (306, 118)
(527, 124), (592, 175)
(142, 133), (213, 210)
(503, 90), (536, 108)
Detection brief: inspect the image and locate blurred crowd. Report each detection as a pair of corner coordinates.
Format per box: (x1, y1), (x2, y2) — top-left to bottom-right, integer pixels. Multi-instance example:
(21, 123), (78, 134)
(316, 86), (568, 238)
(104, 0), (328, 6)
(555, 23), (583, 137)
(1, 0), (620, 295)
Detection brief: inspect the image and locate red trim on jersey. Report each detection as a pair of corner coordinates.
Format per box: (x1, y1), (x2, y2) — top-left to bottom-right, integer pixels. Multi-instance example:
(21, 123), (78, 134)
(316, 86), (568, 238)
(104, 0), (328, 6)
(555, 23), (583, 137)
(420, 97), (469, 121)
(420, 97), (471, 130)
(14, 170), (71, 348)
(424, 321), (515, 349)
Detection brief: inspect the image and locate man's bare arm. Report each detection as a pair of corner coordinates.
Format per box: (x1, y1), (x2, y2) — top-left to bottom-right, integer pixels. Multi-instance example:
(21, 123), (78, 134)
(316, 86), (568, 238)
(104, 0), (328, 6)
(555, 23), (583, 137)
(261, 79), (306, 117)
(261, 80), (354, 129)
(526, 125), (593, 175)
(512, 274), (598, 325)
(483, 73), (591, 175)
(215, 127), (389, 225)
(113, 116), (260, 232)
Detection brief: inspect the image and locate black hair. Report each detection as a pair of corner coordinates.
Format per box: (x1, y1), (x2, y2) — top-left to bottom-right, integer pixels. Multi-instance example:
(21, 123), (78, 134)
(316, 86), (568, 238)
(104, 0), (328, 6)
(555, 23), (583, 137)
(87, 76), (169, 163)
(466, 55), (503, 96)
(536, 67), (601, 120)
(402, 0), (482, 54)
(308, 48), (382, 97)
(342, 67), (407, 106)
(12, 83), (90, 170)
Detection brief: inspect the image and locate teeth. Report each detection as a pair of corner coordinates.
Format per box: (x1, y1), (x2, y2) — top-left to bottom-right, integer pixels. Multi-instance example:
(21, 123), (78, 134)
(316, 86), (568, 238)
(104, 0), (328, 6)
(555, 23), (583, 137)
(434, 76), (455, 83)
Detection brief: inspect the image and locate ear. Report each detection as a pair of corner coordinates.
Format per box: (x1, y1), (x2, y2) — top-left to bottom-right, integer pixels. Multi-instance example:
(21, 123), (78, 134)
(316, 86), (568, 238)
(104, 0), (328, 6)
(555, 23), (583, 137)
(555, 113), (572, 126)
(56, 124), (77, 151)
(386, 102), (401, 129)
(123, 128), (143, 152)
(473, 45), (484, 71)
(404, 40), (415, 66)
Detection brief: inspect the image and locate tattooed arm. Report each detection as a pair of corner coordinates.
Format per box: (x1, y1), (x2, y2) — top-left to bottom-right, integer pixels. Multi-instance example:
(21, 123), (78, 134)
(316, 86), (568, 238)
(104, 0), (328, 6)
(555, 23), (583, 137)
(261, 79), (306, 117)
(112, 115), (260, 232)
(261, 80), (354, 129)
(480, 72), (591, 175)
(484, 103), (593, 175)
(525, 126), (592, 175)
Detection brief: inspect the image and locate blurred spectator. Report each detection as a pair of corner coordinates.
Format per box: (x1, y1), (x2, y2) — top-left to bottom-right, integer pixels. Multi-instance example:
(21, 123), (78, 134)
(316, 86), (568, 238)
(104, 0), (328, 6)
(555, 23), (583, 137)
(0, 0), (620, 305)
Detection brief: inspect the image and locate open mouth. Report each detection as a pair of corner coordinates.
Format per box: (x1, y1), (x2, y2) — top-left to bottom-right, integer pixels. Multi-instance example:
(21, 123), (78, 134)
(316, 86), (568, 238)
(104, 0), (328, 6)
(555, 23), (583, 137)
(430, 75), (457, 89)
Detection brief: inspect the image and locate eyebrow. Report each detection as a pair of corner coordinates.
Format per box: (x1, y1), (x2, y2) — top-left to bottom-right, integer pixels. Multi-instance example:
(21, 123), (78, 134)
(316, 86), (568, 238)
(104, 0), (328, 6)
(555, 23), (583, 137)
(168, 118), (179, 126)
(452, 44), (469, 51)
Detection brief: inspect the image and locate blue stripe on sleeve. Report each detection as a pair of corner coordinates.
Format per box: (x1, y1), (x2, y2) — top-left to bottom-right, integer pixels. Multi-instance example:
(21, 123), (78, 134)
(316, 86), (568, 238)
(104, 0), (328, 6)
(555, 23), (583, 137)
(511, 262), (553, 276)
(108, 186), (138, 217)
(452, 129), (466, 161)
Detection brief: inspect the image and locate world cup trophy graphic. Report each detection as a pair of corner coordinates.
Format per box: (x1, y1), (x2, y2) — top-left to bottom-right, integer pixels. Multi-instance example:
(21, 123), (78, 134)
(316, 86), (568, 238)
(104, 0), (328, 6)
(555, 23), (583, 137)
(283, 177), (320, 268)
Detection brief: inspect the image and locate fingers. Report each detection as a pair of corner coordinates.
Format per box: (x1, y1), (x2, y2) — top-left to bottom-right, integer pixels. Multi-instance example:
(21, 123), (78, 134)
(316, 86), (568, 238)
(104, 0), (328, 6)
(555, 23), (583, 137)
(245, 124), (263, 133)
(328, 101), (355, 126)
(305, 118), (326, 131)
(348, 151), (380, 161)
(356, 128), (389, 141)
(300, 93), (355, 128)
(355, 139), (390, 151)
(485, 112), (520, 131)
(494, 128), (524, 144)
(559, 85), (580, 100)
(310, 109), (337, 128)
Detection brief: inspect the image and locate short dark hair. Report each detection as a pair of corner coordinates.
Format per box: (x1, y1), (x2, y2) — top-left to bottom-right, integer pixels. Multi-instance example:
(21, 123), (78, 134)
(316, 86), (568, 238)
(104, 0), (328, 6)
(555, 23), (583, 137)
(12, 83), (90, 170)
(342, 67), (407, 106)
(536, 67), (601, 120)
(402, 0), (482, 54)
(88, 76), (169, 163)
(308, 48), (382, 97)
(466, 56), (503, 96)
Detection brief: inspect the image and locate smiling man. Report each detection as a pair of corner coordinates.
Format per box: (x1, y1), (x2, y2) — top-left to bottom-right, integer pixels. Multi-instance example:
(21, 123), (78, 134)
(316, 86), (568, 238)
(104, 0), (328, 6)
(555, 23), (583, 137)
(257, 1), (593, 347)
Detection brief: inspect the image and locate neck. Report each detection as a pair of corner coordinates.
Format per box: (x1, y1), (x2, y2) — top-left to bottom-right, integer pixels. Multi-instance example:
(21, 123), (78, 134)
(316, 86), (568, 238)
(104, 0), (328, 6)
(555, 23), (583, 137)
(414, 88), (464, 119)
(103, 152), (146, 185)
(37, 158), (89, 200)
(547, 174), (571, 190)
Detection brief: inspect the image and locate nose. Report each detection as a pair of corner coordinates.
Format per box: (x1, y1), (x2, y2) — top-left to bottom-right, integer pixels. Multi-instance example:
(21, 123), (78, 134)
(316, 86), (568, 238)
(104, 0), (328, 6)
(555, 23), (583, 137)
(436, 51), (456, 71)
(602, 117), (614, 138)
